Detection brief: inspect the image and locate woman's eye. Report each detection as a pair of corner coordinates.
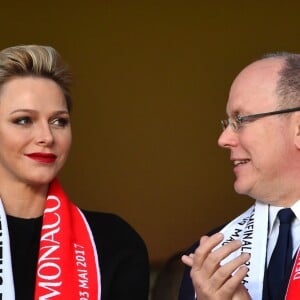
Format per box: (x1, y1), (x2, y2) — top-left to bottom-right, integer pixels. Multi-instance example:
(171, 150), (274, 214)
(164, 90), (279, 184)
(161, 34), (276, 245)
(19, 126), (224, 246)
(51, 118), (69, 127)
(13, 117), (32, 125)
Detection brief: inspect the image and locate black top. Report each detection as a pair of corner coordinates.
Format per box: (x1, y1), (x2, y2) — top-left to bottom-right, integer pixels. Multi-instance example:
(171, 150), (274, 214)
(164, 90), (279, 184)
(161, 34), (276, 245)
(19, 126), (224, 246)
(7, 210), (149, 300)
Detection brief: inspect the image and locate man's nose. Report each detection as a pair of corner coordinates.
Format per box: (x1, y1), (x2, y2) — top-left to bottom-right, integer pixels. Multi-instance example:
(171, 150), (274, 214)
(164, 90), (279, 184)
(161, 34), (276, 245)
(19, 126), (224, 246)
(218, 127), (237, 149)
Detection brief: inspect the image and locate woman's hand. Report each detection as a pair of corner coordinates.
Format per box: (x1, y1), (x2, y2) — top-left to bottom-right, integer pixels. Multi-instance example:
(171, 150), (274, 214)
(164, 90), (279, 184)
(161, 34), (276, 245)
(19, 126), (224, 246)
(181, 233), (251, 300)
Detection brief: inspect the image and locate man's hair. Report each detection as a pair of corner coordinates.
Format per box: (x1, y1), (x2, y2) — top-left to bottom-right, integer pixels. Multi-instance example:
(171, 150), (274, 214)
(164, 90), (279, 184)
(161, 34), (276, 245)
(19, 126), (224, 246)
(0, 44), (72, 111)
(262, 52), (300, 108)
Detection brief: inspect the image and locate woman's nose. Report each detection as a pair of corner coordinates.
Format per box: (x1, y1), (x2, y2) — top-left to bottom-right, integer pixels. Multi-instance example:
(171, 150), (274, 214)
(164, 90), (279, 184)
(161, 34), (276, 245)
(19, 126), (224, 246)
(35, 123), (54, 146)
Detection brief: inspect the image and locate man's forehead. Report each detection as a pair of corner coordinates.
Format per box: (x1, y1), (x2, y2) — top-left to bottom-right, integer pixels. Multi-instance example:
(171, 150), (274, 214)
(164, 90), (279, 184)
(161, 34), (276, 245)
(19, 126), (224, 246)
(232, 57), (284, 88)
(225, 58), (284, 115)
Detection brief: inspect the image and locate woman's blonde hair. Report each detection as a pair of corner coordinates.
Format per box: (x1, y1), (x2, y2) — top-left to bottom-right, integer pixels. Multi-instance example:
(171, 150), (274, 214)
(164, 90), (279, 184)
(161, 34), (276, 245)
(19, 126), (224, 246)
(0, 44), (72, 111)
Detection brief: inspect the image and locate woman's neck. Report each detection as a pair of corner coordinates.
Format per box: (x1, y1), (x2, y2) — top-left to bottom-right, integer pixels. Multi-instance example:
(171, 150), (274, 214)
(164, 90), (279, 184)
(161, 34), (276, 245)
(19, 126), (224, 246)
(0, 182), (48, 218)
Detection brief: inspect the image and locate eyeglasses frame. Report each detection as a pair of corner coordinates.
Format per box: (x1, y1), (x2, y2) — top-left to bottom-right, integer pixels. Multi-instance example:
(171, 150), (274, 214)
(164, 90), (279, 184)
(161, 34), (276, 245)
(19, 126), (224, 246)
(221, 106), (300, 131)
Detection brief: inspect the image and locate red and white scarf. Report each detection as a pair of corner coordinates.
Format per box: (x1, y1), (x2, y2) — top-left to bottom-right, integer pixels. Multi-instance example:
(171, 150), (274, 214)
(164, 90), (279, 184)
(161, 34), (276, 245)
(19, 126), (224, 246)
(0, 178), (101, 299)
(285, 241), (300, 299)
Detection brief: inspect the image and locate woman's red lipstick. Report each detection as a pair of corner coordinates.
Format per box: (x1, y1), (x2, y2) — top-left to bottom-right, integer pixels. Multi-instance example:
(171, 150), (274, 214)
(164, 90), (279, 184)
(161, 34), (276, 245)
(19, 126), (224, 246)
(26, 153), (57, 163)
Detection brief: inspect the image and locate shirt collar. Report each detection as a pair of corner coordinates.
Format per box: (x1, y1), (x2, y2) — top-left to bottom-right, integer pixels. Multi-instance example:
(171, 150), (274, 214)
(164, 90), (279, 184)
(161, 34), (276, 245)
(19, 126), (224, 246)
(268, 200), (300, 234)
(268, 205), (282, 234)
(291, 200), (300, 221)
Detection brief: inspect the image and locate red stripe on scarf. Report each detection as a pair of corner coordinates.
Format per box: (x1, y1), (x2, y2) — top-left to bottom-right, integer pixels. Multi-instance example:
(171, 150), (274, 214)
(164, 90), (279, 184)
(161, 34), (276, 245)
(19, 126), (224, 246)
(34, 179), (100, 299)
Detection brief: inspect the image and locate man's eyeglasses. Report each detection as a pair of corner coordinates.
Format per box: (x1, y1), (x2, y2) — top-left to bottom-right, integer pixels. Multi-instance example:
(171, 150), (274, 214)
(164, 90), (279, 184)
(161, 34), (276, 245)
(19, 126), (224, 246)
(221, 106), (300, 131)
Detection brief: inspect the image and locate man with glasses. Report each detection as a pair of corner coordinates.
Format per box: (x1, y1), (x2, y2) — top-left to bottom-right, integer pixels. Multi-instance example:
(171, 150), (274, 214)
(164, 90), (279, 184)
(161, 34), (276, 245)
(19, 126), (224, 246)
(179, 52), (300, 300)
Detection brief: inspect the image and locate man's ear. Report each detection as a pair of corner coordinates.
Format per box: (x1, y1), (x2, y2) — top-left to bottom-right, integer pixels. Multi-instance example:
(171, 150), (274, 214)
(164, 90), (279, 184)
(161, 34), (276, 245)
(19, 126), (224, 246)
(294, 116), (300, 149)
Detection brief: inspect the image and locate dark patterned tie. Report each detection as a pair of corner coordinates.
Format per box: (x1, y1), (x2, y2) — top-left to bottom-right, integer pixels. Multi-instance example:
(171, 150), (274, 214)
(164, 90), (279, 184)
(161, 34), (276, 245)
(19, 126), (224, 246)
(266, 208), (295, 300)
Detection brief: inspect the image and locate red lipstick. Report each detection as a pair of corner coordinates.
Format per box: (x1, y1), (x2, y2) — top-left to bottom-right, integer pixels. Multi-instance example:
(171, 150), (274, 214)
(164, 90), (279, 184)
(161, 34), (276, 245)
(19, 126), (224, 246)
(26, 153), (57, 163)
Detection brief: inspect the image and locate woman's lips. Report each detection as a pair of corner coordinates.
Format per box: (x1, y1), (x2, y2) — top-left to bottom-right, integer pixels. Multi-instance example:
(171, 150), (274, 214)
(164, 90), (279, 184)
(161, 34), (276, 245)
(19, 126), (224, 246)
(26, 153), (57, 163)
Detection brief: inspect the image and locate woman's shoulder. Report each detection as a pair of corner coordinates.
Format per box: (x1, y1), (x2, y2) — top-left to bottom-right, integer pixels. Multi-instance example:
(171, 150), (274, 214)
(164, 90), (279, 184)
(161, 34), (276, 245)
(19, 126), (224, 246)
(81, 210), (138, 234)
(81, 209), (129, 226)
(79, 210), (150, 299)
(80, 209), (147, 252)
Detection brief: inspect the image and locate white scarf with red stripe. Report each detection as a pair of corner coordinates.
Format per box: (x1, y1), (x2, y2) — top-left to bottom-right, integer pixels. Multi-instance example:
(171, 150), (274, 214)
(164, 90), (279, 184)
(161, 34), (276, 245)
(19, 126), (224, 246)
(0, 178), (101, 299)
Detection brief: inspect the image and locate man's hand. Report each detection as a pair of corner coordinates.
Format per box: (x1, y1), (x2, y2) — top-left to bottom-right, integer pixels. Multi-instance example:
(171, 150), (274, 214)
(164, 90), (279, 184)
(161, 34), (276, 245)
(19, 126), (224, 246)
(181, 233), (251, 300)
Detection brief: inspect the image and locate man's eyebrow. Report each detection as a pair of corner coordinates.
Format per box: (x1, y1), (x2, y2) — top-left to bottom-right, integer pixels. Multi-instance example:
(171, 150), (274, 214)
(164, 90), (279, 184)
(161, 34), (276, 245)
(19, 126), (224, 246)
(226, 109), (240, 117)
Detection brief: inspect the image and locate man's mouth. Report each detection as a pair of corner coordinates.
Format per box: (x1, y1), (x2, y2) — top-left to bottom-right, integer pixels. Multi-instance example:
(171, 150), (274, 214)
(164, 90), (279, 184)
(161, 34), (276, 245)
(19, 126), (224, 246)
(233, 159), (250, 166)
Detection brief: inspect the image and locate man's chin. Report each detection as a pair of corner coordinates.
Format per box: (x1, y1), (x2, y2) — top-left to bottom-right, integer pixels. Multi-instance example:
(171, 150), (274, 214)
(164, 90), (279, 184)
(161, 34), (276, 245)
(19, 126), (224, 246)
(233, 180), (251, 196)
